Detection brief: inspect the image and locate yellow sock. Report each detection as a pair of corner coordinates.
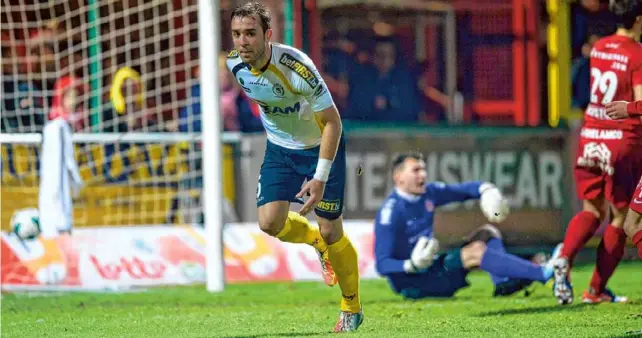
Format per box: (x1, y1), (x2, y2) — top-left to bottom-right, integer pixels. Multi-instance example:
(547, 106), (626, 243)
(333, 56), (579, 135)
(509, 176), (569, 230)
(275, 211), (326, 252)
(327, 233), (361, 313)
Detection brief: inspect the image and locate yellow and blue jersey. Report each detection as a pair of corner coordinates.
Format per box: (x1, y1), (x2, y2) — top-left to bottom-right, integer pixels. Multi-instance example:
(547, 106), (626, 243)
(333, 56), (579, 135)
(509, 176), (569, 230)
(226, 43), (335, 150)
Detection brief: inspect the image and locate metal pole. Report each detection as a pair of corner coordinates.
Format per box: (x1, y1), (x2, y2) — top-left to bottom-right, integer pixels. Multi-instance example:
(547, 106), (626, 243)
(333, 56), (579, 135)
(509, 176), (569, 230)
(199, 0), (225, 292)
(87, 0), (102, 132)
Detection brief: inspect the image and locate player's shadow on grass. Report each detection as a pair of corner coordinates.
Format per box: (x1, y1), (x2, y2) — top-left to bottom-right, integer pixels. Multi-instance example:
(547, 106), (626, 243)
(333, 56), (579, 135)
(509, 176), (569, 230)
(222, 331), (327, 338)
(475, 303), (592, 317)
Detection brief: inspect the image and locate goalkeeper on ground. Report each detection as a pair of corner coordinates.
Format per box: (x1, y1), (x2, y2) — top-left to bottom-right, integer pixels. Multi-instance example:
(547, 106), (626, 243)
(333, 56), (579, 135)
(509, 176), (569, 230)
(38, 76), (84, 237)
(374, 153), (561, 299)
(226, 2), (362, 332)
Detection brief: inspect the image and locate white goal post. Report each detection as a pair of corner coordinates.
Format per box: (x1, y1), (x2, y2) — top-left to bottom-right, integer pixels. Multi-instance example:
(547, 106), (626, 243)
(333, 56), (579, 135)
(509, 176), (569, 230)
(198, 0), (224, 293)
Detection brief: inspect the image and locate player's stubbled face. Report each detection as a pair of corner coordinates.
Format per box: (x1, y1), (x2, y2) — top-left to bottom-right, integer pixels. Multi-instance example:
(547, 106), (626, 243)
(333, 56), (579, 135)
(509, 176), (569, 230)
(398, 158), (427, 195)
(231, 15), (267, 64)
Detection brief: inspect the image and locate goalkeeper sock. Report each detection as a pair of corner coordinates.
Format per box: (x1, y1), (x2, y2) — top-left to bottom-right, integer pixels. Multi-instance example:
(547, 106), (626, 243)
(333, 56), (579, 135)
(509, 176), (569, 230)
(327, 233), (361, 313)
(275, 211), (326, 252)
(480, 248), (550, 283)
(633, 230), (642, 260)
(588, 225), (625, 294)
(486, 238), (509, 285)
(561, 211), (601, 264)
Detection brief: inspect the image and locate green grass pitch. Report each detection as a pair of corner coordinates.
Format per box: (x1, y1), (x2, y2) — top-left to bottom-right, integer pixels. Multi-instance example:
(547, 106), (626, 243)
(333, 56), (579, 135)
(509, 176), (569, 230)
(2, 262), (641, 337)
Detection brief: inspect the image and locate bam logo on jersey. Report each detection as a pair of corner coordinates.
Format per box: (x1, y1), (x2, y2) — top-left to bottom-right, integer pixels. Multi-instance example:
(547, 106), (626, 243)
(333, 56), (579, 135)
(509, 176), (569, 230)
(279, 53), (319, 88)
(256, 100), (301, 116)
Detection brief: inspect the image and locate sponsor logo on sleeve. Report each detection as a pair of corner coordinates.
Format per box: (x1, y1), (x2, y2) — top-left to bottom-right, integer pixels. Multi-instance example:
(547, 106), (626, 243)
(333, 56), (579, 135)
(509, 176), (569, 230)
(279, 53), (319, 88)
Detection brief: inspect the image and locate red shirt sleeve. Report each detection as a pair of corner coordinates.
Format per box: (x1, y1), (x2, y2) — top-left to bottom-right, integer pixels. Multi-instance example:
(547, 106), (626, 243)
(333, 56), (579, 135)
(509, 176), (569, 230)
(633, 55), (642, 87)
(627, 101), (642, 116)
(631, 52), (642, 115)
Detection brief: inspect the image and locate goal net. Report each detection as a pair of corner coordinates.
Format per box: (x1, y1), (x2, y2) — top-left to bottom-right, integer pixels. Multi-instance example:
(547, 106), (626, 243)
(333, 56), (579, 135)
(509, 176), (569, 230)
(1, 1), (230, 290)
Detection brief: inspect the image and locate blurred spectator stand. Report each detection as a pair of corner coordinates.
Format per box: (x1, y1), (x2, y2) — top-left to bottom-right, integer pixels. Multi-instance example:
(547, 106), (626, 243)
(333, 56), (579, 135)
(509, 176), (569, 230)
(312, 0), (542, 126)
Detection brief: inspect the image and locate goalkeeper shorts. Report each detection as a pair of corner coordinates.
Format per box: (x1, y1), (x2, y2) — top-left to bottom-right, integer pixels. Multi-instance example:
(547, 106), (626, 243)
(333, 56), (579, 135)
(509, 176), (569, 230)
(386, 252), (470, 299)
(257, 135), (346, 220)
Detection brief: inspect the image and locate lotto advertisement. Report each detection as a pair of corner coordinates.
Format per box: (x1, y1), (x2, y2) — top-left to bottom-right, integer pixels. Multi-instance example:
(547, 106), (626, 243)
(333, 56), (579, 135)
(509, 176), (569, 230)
(0, 222), (377, 291)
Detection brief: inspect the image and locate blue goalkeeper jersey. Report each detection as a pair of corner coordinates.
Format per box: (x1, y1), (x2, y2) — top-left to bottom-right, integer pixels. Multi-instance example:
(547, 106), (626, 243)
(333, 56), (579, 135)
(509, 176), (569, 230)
(226, 43), (335, 150)
(374, 181), (483, 276)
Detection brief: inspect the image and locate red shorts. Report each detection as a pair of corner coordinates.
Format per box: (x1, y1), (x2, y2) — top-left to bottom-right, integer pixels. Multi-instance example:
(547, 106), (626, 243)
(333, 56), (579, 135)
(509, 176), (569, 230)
(630, 176), (642, 214)
(574, 127), (642, 209)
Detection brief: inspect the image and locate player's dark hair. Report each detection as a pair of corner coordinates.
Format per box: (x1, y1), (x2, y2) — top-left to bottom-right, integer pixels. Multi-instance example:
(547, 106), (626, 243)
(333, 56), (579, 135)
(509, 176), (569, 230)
(392, 153), (424, 174)
(231, 1), (272, 33)
(610, 0), (642, 29)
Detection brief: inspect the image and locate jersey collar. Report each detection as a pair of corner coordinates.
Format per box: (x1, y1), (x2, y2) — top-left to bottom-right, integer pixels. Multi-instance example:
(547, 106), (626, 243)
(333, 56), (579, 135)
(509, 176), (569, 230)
(250, 43), (272, 75)
(611, 34), (637, 44)
(394, 188), (422, 202)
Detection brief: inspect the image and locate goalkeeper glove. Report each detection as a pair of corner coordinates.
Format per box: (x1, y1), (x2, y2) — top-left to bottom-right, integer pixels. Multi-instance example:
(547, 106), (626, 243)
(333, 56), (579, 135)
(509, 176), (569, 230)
(403, 236), (439, 273)
(479, 183), (510, 223)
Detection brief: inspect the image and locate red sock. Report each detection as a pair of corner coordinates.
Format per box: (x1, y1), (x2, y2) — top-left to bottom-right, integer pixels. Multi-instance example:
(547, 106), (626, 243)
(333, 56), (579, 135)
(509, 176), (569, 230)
(561, 211), (601, 263)
(633, 230), (642, 260)
(589, 225), (626, 294)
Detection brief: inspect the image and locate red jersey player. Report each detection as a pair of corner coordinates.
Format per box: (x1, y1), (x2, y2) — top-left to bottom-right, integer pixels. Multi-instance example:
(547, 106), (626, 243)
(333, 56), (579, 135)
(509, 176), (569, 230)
(606, 99), (642, 261)
(553, 0), (642, 305)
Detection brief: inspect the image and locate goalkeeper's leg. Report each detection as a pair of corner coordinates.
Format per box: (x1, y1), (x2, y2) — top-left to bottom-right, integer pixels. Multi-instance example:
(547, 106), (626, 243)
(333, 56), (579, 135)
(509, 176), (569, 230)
(458, 225), (558, 292)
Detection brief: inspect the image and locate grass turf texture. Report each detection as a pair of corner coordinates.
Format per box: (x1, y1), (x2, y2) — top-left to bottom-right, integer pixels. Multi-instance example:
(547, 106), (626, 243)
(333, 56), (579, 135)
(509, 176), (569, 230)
(2, 262), (641, 338)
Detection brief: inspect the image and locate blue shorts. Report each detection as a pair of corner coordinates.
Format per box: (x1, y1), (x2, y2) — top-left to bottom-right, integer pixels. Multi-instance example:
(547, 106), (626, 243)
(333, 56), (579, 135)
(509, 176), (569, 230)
(256, 136), (346, 220)
(386, 251), (470, 299)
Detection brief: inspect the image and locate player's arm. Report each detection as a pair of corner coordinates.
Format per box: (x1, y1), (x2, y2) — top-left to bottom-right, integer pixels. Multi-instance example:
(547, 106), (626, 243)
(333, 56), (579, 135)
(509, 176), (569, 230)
(427, 181), (509, 223)
(315, 105), (342, 169)
(305, 70), (341, 177)
(296, 103), (341, 215)
(630, 81), (642, 116)
(374, 203), (406, 275)
(606, 98), (642, 119)
(374, 200), (438, 275)
(292, 53), (342, 215)
(426, 181), (484, 206)
(627, 100), (642, 115)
